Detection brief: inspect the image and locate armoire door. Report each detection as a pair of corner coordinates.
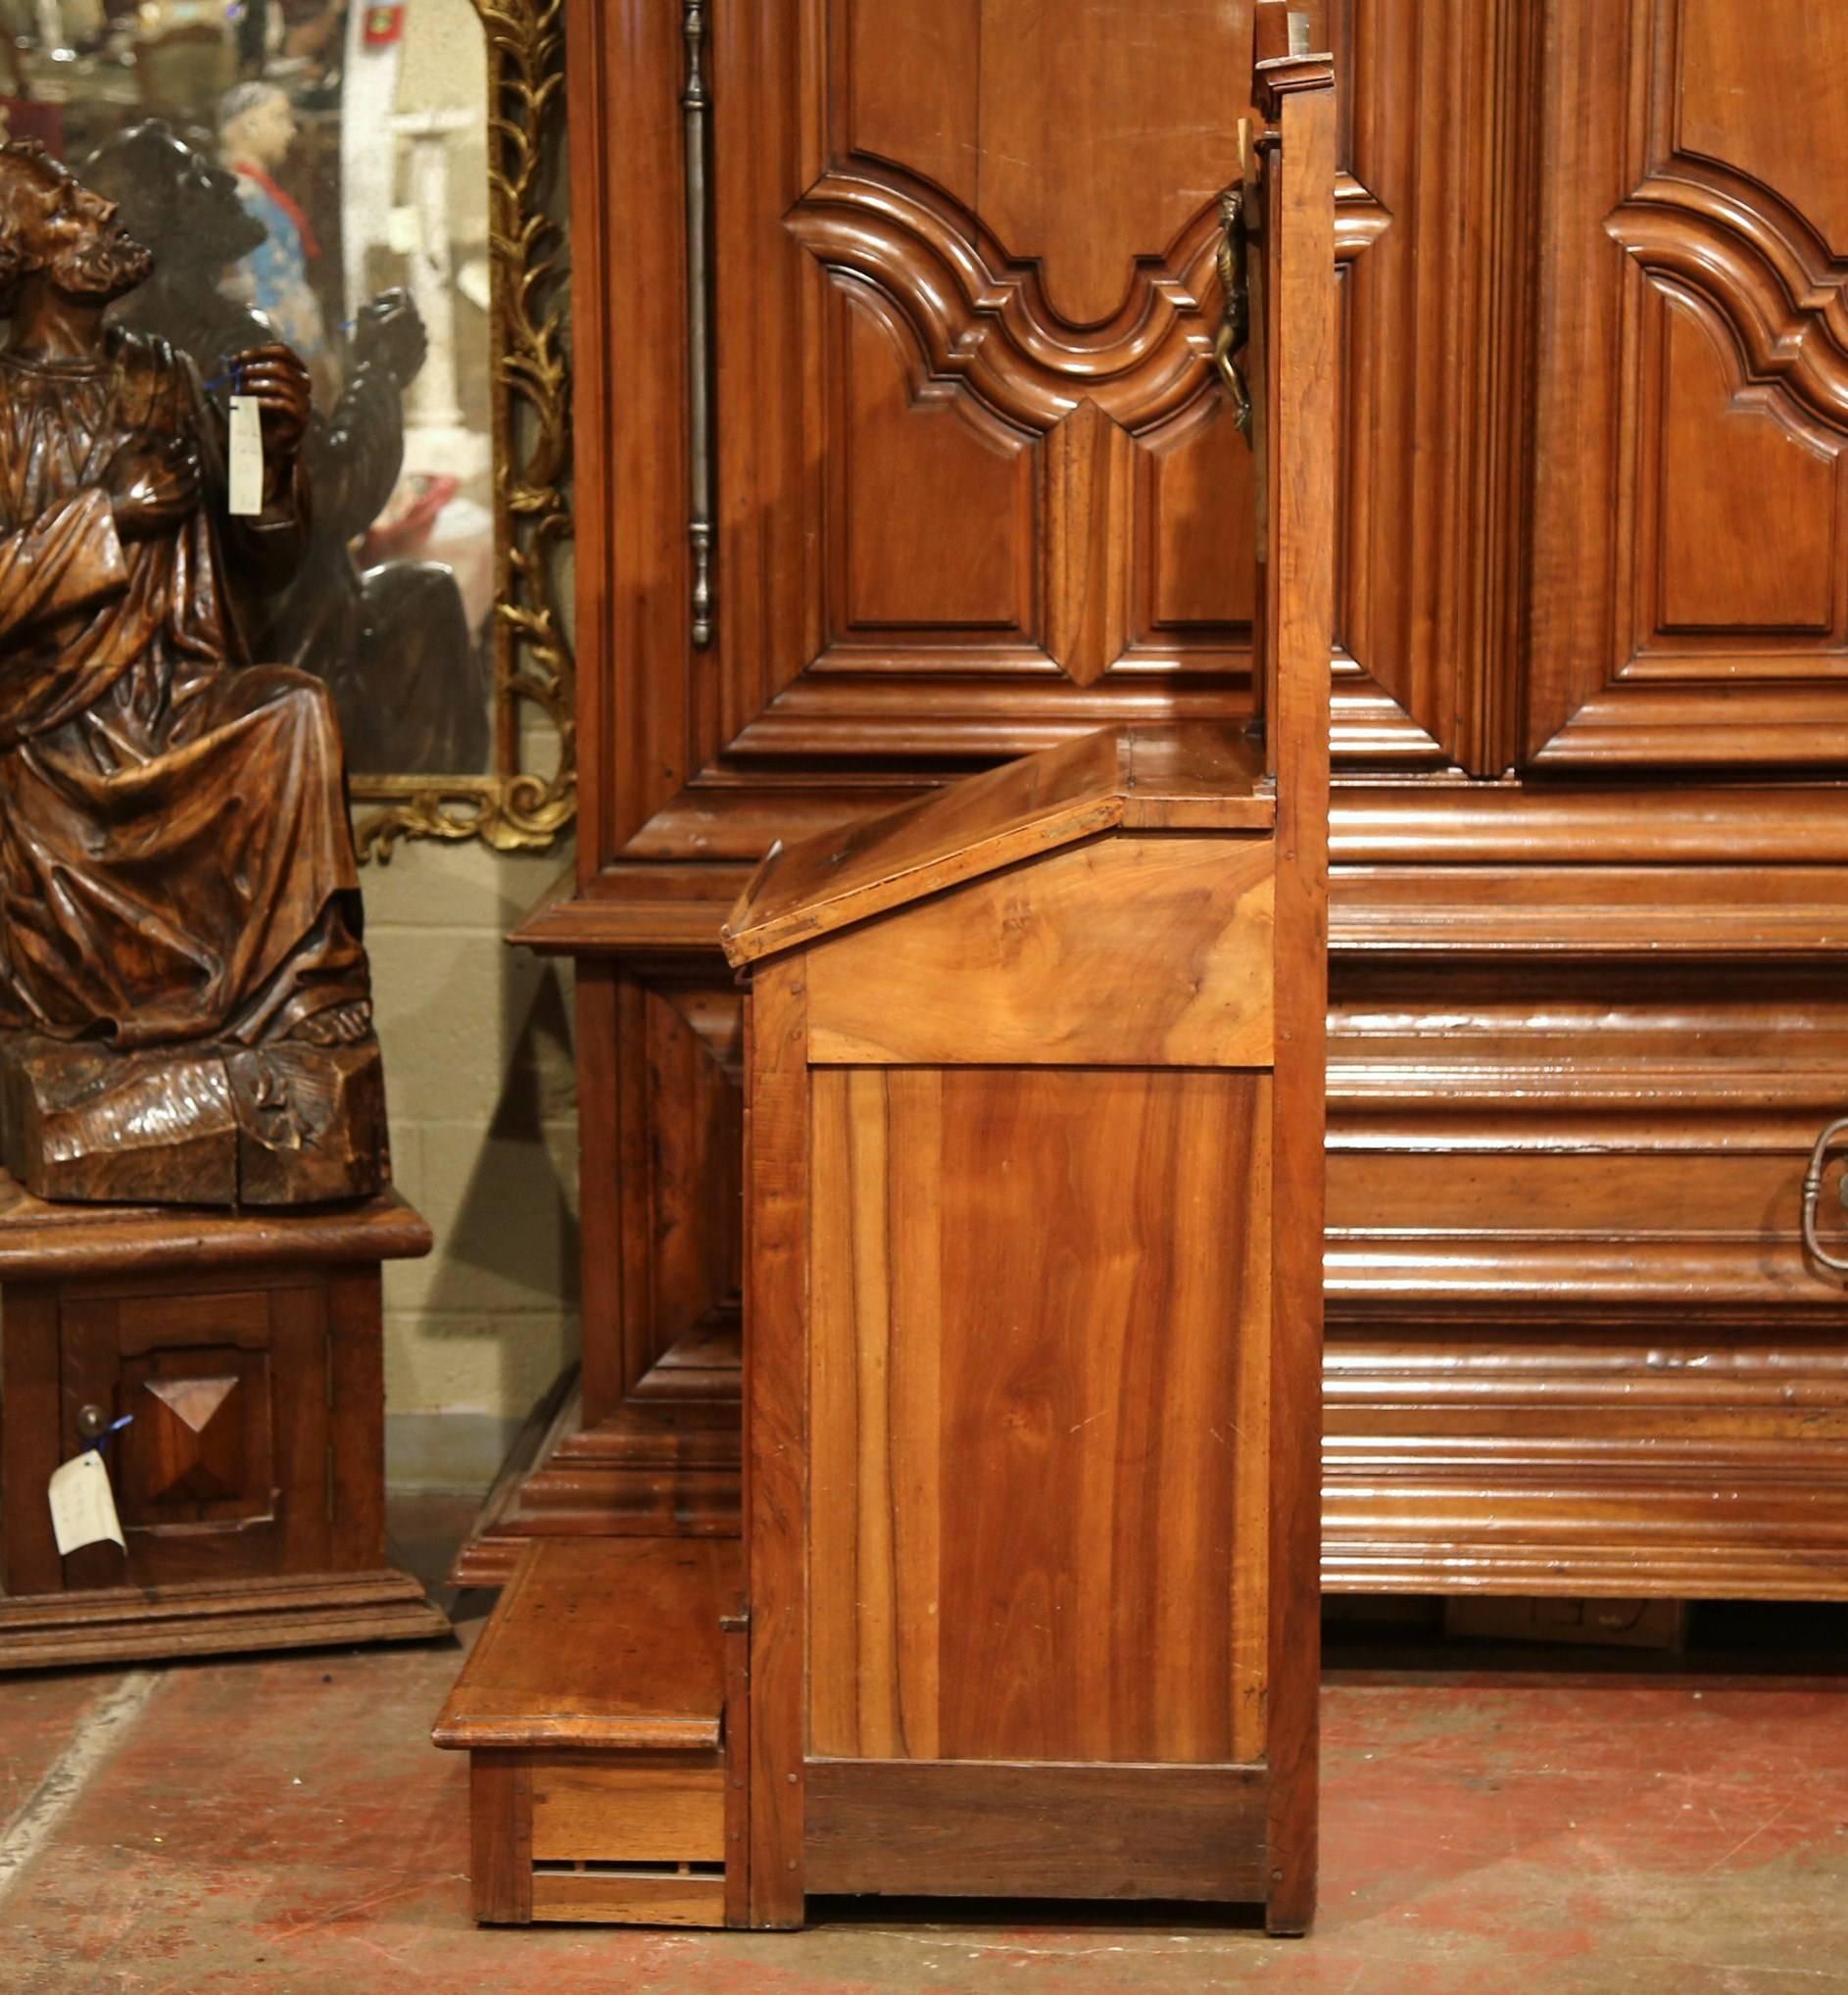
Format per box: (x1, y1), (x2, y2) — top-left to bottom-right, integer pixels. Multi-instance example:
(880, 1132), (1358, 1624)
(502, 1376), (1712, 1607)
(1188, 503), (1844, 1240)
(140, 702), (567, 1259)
(1529, 0), (1848, 767)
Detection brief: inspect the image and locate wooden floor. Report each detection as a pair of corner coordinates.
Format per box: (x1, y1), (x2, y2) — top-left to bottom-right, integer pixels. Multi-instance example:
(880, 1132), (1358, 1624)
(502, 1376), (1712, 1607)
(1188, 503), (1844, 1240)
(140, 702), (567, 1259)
(2, 1496), (1846, 1993)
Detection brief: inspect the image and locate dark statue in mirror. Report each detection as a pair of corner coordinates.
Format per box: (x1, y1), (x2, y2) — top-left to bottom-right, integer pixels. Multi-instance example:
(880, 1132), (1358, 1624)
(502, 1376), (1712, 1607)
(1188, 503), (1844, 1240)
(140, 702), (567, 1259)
(0, 137), (390, 1206)
(80, 120), (486, 775)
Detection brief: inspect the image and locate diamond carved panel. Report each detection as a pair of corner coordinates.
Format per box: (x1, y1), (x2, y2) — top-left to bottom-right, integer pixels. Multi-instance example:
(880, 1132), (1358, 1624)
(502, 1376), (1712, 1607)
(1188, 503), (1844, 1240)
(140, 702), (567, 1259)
(141, 1375), (244, 1505)
(121, 1349), (273, 1528)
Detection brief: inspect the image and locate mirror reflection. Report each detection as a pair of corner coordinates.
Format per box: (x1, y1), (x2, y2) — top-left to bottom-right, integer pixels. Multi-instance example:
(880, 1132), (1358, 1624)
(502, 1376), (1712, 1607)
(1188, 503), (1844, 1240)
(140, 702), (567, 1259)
(0, 0), (495, 777)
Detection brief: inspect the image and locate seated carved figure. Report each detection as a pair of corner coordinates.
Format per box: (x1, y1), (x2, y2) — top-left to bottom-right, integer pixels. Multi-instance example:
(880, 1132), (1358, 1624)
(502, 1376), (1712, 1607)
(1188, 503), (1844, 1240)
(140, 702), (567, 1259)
(80, 122), (487, 777)
(0, 139), (388, 1206)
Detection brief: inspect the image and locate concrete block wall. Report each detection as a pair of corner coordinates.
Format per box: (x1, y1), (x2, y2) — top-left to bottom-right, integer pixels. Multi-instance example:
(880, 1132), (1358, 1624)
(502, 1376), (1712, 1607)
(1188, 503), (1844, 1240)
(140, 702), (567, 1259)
(362, 838), (579, 1494)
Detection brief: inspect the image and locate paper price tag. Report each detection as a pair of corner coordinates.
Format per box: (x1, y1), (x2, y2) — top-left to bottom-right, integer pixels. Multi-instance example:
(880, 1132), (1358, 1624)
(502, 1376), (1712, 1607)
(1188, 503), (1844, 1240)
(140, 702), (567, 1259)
(48, 1449), (125, 1558)
(227, 393), (265, 517)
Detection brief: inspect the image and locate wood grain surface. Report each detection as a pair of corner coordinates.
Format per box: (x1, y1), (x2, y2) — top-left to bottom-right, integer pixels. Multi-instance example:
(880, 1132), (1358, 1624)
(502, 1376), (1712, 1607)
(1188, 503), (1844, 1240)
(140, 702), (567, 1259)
(434, 1538), (741, 1752)
(742, 959), (810, 1927)
(0, 1176), (430, 1278)
(723, 727), (1271, 967)
(1253, 24), (1337, 1933)
(803, 1758), (1267, 1901)
(527, 1872), (726, 1926)
(806, 1065), (1272, 1767)
(529, 1755), (726, 1864)
(804, 835), (1274, 1067)
(468, 1757), (533, 1923)
(496, 0), (1848, 1646)
(0, 1571), (444, 1672)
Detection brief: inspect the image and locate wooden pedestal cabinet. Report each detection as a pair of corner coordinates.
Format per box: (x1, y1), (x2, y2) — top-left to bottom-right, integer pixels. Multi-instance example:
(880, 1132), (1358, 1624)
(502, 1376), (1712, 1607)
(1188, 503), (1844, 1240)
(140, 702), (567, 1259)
(0, 1179), (446, 1669)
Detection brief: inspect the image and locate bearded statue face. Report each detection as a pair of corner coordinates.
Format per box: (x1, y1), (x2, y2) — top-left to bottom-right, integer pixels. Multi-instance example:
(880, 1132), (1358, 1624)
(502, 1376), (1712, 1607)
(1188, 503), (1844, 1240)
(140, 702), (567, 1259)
(39, 183), (154, 303)
(0, 145), (155, 312)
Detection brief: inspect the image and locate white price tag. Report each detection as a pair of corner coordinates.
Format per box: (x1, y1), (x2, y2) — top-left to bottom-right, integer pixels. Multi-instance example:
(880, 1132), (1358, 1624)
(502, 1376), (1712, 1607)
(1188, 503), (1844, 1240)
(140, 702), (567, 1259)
(227, 393), (265, 517)
(48, 1449), (125, 1558)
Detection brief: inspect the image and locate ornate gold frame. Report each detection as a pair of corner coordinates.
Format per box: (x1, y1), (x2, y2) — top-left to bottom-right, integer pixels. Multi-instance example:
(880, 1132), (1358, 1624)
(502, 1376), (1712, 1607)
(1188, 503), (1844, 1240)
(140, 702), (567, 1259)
(354, 0), (575, 859)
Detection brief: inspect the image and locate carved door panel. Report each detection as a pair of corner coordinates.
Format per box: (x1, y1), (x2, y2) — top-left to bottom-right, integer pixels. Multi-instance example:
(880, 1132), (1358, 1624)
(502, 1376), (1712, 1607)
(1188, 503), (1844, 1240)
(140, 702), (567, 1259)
(691, 0), (1256, 853)
(59, 1280), (333, 1590)
(605, 0), (1429, 867)
(1528, 0), (1848, 766)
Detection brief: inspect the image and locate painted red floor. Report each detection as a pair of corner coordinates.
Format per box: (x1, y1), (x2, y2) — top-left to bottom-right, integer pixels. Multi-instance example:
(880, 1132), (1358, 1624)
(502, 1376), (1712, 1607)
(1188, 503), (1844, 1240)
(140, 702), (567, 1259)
(2, 1523), (1845, 1994)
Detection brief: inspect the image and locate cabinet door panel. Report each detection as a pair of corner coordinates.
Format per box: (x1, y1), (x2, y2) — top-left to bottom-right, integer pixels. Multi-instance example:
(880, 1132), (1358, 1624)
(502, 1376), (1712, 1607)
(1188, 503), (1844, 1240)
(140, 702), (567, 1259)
(1651, 292), (1837, 643)
(831, 282), (1036, 642)
(586, 0), (1556, 862)
(625, 0), (1397, 859)
(806, 1064), (1271, 1766)
(725, 0), (1252, 745)
(59, 1283), (329, 1590)
(1529, 0), (1848, 765)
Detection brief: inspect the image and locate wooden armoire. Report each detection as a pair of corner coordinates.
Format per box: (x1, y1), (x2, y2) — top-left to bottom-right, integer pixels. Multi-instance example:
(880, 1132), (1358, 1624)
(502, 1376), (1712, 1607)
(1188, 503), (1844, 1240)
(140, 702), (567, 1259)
(468, 0), (1848, 1601)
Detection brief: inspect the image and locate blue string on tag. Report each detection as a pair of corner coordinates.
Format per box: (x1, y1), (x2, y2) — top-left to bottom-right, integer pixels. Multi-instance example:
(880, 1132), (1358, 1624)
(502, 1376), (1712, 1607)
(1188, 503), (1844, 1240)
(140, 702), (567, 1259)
(87, 1414), (133, 1454)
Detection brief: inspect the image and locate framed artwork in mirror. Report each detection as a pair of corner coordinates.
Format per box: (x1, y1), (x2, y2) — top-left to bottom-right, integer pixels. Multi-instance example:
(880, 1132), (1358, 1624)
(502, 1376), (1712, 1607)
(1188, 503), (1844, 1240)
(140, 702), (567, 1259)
(0, 0), (573, 855)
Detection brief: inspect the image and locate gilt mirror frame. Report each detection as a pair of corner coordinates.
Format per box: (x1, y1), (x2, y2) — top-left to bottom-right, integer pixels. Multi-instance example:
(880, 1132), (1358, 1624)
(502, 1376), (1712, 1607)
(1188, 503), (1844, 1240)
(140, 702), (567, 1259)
(353, 0), (574, 859)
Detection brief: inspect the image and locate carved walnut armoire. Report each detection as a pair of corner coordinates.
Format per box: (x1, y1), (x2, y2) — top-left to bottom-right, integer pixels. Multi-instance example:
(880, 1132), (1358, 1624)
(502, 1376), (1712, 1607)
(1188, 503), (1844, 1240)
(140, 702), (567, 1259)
(466, 0), (1848, 1600)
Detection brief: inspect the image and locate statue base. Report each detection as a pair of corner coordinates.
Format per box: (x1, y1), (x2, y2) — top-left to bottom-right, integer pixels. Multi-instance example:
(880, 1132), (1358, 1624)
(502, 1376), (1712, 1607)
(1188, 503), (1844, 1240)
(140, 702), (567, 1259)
(0, 1034), (389, 1206)
(0, 1172), (448, 1670)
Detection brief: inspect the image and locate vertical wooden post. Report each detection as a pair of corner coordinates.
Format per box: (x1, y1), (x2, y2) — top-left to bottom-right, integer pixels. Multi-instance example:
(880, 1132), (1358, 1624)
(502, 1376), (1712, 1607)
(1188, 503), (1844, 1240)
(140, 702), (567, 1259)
(1252, 0), (1336, 1940)
(0, 1283), (64, 1596)
(468, 1756), (534, 1924)
(743, 956), (810, 1926)
(575, 961), (628, 1428)
(721, 1605), (753, 1926)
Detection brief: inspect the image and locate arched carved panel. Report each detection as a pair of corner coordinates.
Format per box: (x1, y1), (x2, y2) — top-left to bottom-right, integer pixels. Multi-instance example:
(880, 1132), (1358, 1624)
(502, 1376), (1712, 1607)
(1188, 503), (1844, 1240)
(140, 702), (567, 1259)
(1529, 0), (1848, 766)
(1608, 170), (1848, 435)
(787, 168), (1226, 434)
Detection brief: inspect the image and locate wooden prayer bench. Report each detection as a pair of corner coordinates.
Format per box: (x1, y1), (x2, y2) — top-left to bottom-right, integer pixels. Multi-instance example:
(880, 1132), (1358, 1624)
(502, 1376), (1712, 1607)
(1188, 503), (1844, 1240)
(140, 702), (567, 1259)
(435, 0), (1335, 1938)
(434, 1537), (747, 1926)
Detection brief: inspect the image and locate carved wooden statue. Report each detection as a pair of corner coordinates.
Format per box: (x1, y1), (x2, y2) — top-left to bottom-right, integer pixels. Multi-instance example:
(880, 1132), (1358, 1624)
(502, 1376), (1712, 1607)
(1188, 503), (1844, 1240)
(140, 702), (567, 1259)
(80, 122), (488, 776)
(0, 139), (388, 1206)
